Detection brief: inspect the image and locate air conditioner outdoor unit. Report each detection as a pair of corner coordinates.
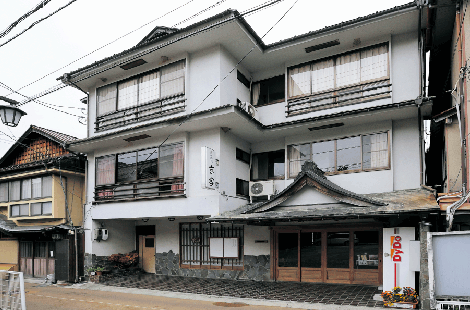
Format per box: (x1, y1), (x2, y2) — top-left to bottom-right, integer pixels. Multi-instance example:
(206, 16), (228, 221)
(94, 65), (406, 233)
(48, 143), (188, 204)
(241, 102), (259, 121)
(249, 180), (274, 203)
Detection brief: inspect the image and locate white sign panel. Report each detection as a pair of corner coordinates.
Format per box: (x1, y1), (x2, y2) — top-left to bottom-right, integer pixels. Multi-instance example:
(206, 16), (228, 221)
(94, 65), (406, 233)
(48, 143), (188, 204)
(209, 237), (239, 258)
(383, 227), (416, 291)
(201, 147), (218, 190)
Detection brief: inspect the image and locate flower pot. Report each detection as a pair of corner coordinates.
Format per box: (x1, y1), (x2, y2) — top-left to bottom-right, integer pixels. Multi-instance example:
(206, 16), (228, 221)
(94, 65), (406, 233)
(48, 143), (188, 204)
(96, 271), (103, 276)
(384, 302), (418, 309)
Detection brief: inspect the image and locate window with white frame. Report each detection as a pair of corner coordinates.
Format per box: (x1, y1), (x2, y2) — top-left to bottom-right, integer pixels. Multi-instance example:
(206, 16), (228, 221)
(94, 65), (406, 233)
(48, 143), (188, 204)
(96, 60), (185, 117)
(95, 142), (184, 200)
(288, 132), (389, 177)
(287, 43), (390, 115)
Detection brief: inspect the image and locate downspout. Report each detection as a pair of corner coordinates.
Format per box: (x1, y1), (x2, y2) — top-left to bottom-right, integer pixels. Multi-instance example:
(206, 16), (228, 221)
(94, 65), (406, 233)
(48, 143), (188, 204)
(417, 1), (425, 185)
(447, 2), (468, 231)
(75, 227), (79, 283)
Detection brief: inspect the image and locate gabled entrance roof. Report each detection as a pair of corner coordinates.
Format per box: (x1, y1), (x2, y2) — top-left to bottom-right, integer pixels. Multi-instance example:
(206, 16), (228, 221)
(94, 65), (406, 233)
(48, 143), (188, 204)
(210, 161), (439, 222)
(246, 161), (386, 215)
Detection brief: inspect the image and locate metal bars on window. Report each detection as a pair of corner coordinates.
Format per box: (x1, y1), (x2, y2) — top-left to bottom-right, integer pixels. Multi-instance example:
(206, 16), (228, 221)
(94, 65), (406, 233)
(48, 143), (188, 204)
(180, 223), (244, 269)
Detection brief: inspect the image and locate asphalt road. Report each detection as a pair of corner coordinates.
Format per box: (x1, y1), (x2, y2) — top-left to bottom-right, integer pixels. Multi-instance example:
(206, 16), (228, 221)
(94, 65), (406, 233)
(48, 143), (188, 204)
(24, 282), (307, 310)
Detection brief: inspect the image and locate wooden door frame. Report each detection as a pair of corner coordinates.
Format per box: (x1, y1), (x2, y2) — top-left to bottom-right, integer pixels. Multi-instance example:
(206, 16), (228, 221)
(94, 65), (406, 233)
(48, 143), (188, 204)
(271, 223), (383, 284)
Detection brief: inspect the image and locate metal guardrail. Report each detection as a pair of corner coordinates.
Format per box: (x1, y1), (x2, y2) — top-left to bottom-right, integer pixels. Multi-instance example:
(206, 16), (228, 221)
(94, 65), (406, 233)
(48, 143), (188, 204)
(0, 271), (26, 310)
(436, 300), (470, 309)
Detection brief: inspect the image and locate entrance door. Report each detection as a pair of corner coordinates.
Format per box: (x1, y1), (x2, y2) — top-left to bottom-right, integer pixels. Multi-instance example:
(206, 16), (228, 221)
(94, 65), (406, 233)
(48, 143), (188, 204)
(20, 241), (55, 277)
(139, 235), (155, 273)
(274, 227), (382, 285)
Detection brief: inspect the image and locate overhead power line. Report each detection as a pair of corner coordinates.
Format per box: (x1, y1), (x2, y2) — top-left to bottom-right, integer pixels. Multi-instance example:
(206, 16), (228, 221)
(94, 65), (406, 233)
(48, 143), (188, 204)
(0, 0), (53, 39)
(132, 0), (299, 177)
(11, 0), (286, 109)
(6, 0), (197, 97)
(0, 0), (78, 49)
(0, 81), (86, 122)
(9, 0), (284, 103)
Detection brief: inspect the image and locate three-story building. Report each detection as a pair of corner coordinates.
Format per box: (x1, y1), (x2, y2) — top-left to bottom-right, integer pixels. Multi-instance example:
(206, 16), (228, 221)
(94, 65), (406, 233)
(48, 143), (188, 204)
(62, 2), (442, 290)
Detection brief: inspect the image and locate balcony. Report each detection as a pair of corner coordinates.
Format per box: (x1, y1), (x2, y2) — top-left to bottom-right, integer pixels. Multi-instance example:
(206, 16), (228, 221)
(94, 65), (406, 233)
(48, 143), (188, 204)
(94, 177), (185, 202)
(286, 79), (391, 116)
(95, 94), (186, 131)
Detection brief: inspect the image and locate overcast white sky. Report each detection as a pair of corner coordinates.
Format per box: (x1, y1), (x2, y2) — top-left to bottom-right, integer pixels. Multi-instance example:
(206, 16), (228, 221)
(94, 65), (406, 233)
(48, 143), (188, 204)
(0, 0), (410, 157)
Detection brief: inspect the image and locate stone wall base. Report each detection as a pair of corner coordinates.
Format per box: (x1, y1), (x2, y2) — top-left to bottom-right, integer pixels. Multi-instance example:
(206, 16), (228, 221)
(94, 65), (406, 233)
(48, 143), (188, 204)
(155, 251), (271, 281)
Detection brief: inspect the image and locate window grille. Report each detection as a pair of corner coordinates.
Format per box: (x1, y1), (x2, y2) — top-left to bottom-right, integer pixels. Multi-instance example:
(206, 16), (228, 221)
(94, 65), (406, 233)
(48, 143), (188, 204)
(180, 223), (244, 269)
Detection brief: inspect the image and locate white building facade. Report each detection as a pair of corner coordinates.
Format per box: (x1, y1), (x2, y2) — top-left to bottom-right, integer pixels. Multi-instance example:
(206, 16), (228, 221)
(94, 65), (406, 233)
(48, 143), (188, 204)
(63, 3), (439, 289)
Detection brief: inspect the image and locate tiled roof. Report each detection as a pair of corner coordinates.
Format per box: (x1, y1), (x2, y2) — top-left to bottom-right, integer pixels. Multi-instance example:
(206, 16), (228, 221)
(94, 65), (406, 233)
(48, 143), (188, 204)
(60, 2), (416, 81)
(30, 125), (77, 143)
(0, 214), (72, 233)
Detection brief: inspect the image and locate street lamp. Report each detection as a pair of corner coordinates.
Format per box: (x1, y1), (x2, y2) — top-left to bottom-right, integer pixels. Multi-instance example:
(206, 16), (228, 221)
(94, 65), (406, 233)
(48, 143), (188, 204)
(0, 96), (27, 127)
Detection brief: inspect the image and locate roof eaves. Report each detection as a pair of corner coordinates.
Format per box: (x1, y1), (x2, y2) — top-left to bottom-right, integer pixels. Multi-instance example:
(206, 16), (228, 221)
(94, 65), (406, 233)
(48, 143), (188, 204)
(59, 9), (241, 80)
(265, 2), (417, 49)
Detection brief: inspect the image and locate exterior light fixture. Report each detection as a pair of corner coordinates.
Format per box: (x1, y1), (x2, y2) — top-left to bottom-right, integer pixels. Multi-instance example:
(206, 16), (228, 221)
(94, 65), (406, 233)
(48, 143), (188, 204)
(197, 216), (204, 220)
(142, 218), (149, 223)
(168, 217), (175, 221)
(0, 96), (27, 127)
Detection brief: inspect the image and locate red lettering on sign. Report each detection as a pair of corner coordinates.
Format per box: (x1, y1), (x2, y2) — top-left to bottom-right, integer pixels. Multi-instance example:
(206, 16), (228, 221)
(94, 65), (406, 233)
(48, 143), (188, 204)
(394, 236), (402, 242)
(393, 255), (402, 262)
(392, 242), (402, 249)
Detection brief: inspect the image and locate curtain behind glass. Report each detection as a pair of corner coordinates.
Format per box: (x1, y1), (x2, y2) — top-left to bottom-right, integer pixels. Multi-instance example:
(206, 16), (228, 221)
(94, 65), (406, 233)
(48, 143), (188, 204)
(336, 52), (360, 88)
(21, 179), (31, 199)
(288, 144), (310, 177)
(161, 61), (185, 98)
(97, 84), (117, 116)
(288, 64), (311, 98)
(361, 45), (388, 82)
(363, 133), (388, 169)
(32, 178), (41, 198)
(139, 72), (160, 104)
(118, 79), (138, 110)
(311, 59), (334, 93)
(0, 183), (8, 202)
(10, 181), (20, 201)
(96, 156), (116, 185)
(42, 176), (52, 197)
(252, 83), (261, 106)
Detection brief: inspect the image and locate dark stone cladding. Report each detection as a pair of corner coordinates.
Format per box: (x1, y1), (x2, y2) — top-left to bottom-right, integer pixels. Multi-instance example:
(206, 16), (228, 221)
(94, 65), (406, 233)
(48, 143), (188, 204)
(155, 250), (271, 281)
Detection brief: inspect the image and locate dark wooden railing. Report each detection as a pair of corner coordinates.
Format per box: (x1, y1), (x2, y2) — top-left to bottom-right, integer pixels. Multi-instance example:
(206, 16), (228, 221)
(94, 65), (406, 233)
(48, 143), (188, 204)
(286, 79), (391, 116)
(95, 94), (186, 131)
(94, 177), (185, 202)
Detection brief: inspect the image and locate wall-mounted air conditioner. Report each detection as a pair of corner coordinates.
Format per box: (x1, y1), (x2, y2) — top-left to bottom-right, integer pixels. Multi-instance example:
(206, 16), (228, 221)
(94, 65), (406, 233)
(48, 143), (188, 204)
(249, 180), (274, 203)
(93, 228), (108, 241)
(241, 102), (259, 121)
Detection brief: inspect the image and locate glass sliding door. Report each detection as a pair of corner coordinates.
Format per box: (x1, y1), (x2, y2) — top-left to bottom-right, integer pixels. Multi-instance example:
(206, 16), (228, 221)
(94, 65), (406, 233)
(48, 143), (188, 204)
(276, 232), (299, 281)
(274, 227), (382, 285)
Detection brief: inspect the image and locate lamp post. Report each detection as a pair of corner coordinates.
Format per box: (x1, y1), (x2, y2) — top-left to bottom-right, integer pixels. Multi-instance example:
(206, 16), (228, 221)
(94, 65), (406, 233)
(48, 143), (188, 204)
(0, 96), (27, 127)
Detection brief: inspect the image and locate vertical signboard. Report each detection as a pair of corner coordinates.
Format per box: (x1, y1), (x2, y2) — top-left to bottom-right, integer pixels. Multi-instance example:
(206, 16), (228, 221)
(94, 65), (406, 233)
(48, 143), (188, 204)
(383, 227), (416, 291)
(201, 147), (219, 190)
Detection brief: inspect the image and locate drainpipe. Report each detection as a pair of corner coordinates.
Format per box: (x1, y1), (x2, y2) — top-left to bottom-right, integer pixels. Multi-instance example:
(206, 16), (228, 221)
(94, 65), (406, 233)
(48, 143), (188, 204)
(75, 227), (79, 283)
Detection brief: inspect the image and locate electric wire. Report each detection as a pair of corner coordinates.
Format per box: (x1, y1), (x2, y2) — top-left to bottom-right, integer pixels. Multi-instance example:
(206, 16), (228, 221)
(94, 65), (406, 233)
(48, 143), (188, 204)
(441, 1), (467, 95)
(0, 0), (53, 39)
(5, 0), (197, 96)
(0, 0), (79, 49)
(0, 81), (86, 122)
(131, 0), (299, 178)
(171, 0), (228, 28)
(13, 0), (286, 106)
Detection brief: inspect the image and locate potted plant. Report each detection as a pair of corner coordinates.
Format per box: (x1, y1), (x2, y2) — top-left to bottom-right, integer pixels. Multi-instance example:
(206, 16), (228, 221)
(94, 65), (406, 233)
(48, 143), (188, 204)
(95, 267), (104, 276)
(381, 287), (419, 309)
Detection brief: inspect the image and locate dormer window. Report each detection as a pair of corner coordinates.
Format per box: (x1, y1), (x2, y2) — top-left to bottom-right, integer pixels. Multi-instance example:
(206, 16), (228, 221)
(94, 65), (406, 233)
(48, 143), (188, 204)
(287, 43), (390, 116)
(96, 60), (186, 131)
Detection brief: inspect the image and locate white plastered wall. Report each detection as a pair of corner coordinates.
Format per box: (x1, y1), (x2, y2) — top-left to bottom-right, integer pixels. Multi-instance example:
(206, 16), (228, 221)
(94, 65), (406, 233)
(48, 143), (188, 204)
(244, 226), (271, 256)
